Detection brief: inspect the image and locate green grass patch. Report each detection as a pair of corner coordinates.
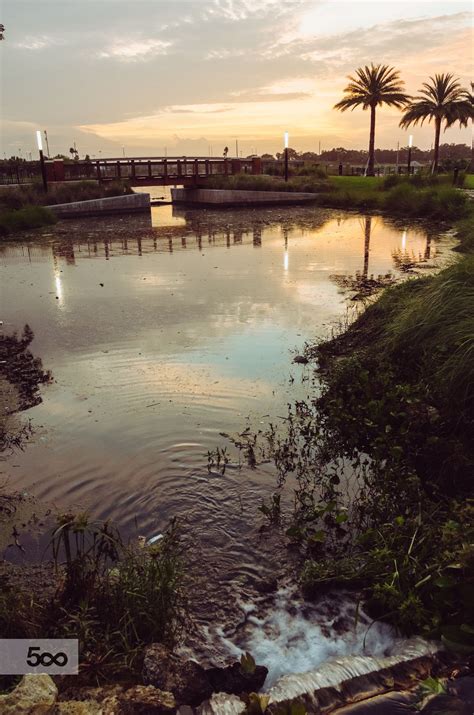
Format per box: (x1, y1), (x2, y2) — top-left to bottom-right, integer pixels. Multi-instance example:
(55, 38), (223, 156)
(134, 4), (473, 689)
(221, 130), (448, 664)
(0, 205), (56, 236)
(454, 216), (474, 253)
(257, 253), (474, 641)
(0, 514), (187, 682)
(0, 180), (132, 211)
(201, 173), (332, 193)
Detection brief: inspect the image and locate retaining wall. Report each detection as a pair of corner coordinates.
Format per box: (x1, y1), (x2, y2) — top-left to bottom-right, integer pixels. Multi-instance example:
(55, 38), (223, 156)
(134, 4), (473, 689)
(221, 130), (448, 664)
(171, 188), (319, 207)
(49, 192), (150, 218)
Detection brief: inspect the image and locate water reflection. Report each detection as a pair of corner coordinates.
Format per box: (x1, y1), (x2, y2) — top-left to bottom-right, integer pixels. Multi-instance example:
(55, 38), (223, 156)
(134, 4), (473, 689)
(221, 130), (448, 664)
(0, 208), (451, 585)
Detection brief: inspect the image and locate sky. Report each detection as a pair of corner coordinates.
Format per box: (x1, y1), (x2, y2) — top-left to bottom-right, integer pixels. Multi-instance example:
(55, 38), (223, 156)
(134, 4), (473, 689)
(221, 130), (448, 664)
(0, 0), (472, 158)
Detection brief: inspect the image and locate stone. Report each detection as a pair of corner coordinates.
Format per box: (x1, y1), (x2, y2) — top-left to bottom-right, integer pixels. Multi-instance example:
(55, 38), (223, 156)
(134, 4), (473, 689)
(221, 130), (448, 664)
(197, 692), (246, 715)
(0, 674), (57, 714)
(55, 701), (102, 714)
(101, 685), (176, 714)
(206, 662), (268, 696)
(143, 644), (212, 707)
(293, 355), (309, 364)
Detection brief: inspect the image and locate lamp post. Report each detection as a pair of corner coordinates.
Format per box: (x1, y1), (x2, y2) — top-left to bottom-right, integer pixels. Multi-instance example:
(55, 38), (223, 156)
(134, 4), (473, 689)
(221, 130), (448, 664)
(284, 131), (289, 182)
(407, 134), (413, 176)
(36, 130), (47, 192)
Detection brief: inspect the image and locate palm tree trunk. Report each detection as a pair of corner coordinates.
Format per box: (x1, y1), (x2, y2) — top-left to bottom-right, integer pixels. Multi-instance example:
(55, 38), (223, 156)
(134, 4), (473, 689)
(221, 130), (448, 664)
(363, 216), (371, 277)
(432, 116), (441, 174)
(367, 104), (376, 176)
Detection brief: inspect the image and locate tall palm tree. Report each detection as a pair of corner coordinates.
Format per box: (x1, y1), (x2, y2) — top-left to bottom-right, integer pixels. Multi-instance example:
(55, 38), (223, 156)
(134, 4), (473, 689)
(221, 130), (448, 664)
(334, 64), (408, 176)
(400, 74), (472, 174)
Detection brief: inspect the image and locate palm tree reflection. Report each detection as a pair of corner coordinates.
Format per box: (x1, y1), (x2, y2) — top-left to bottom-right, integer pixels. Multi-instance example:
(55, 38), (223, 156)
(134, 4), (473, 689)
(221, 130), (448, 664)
(330, 216), (395, 299)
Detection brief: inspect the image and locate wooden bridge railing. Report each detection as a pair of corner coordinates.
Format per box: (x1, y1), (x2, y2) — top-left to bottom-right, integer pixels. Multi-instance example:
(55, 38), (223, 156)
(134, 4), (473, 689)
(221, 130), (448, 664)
(44, 157), (262, 185)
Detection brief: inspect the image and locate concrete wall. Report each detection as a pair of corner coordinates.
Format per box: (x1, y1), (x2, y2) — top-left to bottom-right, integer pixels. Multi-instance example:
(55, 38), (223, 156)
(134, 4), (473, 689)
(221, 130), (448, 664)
(49, 192), (150, 218)
(171, 188), (319, 207)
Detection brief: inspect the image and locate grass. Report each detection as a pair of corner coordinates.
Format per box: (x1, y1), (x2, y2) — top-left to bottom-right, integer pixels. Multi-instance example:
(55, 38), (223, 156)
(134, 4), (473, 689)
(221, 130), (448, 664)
(454, 216), (474, 253)
(0, 513), (187, 682)
(201, 173), (332, 193)
(0, 205), (56, 236)
(202, 172), (470, 221)
(0, 180), (133, 237)
(255, 213), (474, 642)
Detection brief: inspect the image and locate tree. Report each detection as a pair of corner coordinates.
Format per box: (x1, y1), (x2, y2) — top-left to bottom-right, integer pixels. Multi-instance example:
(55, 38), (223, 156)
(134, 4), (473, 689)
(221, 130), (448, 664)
(334, 64), (408, 176)
(400, 74), (472, 174)
(0, 24), (5, 40)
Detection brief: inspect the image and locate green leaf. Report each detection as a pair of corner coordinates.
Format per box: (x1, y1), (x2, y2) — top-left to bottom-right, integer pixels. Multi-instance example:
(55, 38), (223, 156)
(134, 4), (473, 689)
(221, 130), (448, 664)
(309, 530), (326, 543)
(335, 512), (348, 524)
(240, 651), (256, 674)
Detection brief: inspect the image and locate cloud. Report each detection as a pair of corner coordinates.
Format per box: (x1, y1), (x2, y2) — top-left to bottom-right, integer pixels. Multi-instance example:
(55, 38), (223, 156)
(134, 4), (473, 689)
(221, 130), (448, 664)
(14, 35), (59, 50)
(99, 38), (172, 61)
(203, 0), (305, 22)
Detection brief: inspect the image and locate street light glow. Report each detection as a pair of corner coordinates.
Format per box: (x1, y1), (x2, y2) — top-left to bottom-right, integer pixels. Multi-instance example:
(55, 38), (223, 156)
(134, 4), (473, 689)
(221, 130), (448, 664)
(408, 134), (413, 148)
(284, 131), (289, 149)
(36, 130), (43, 151)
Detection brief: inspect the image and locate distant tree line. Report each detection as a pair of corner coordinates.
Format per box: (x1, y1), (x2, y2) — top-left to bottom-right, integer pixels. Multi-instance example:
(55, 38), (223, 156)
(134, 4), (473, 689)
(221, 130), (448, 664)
(262, 142), (471, 165)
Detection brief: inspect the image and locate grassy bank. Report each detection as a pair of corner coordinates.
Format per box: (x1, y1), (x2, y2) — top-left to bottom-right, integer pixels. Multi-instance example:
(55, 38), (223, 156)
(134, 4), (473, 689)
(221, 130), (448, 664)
(0, 513), (187, 684)
(0, 180), (132, 237)
(0, 328), (187, 685)
(0, 205), (57, 236)
(203, 173), (470, 221)
(258, 217), (474, 648)
(202, 172), (332, 194)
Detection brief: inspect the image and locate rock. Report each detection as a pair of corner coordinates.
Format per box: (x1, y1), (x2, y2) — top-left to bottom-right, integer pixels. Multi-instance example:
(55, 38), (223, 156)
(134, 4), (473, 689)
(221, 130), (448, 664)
(293, 355), (308, 364)
(0, 674), (57, 714)
(55, 701), (102, 714)
(207, 662), (268, 696)
(143, 644), (212, 707)
(420, 694), (471, 714)
(101, 685), (176, 714)
(197, 692), (246, 715)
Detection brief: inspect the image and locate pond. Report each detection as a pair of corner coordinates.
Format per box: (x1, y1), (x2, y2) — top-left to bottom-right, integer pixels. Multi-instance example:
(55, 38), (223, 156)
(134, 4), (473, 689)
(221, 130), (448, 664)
(0, 203), (453, 679)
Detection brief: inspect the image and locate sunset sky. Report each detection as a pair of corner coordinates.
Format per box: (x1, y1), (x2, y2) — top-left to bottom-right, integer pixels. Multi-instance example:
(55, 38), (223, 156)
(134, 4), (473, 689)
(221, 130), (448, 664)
(1, 0), (472, 158)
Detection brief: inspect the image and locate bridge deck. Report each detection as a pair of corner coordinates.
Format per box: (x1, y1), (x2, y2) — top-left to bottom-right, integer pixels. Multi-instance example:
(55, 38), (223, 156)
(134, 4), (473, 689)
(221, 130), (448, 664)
(45, 157), (261, 186)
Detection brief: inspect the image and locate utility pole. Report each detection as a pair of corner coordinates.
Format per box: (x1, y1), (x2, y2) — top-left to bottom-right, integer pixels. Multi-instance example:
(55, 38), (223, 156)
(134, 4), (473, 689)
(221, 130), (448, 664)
(36, 130), (48, 192)
(235, 139), (239, 158)
(44, 130), (51, 157)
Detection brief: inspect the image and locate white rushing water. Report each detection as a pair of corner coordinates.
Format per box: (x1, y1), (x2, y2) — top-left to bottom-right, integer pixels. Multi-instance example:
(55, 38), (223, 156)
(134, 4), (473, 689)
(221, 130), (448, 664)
(217, 586), (436, 692)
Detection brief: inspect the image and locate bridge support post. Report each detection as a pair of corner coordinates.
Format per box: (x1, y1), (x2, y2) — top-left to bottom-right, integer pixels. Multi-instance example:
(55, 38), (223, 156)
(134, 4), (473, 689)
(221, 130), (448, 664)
(251, 157), (262, 175)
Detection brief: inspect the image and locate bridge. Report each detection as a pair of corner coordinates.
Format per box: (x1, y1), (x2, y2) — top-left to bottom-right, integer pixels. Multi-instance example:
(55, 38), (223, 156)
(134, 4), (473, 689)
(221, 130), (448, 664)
(43, 156), (263, 186)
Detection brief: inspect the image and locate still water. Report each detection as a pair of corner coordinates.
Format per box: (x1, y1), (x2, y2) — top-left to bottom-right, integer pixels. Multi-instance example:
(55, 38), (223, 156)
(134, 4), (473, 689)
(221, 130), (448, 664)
(0, 204), (452, 674)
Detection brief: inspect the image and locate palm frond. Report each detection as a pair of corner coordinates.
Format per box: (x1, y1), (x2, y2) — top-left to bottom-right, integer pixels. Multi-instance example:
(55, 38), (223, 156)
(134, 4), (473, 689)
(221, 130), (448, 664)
(334, 63), (408, 112)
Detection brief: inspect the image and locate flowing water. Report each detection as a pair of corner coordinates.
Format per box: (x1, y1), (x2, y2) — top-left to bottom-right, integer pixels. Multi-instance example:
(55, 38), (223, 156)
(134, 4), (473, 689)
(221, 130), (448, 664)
(0, 202), (453, 682)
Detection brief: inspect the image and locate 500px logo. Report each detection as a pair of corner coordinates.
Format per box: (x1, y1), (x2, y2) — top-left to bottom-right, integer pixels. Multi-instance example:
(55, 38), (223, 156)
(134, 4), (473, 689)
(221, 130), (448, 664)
(0, 639), (78, 675)
(26, 646), (68, 668)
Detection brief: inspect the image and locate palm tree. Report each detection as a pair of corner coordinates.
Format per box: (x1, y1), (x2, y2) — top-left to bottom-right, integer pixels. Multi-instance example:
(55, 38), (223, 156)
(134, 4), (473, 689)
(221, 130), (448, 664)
(334, 64), (408, 176)
(400, 74), (472, 174)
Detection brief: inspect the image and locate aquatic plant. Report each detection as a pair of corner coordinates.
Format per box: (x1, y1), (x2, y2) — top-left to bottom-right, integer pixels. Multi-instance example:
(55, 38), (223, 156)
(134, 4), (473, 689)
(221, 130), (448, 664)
(254, 246), (474, 643)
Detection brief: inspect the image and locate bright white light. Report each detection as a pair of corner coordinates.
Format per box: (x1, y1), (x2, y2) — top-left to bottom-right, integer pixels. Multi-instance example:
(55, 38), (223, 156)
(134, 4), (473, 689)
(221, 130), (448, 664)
(284, 131), (289, 149)
(36, 130), (43, 151)
(402, 230), (407, 250)
(408, 135), (413, 148)
(284, 250), (289, 271)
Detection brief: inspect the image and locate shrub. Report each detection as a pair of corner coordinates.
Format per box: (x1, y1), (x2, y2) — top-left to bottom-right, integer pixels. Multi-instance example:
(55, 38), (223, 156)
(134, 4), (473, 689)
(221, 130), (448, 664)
(1, 514), (188, 681)
(454, 216), (474, 253)
(381, 174), (400, 190)
(0, 205), (56, 235)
